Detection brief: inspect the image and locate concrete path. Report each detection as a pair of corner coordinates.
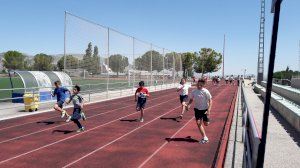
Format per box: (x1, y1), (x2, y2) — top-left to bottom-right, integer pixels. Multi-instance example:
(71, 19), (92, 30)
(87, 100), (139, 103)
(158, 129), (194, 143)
(0, 83), (176, 121)
(226, 80), (300, 168)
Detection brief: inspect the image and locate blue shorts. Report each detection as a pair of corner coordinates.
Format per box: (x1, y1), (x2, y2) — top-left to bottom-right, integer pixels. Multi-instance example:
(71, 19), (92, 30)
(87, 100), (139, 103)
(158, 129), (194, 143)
(57, 100), (64, 108)
(136, 97), (147, 110)
(179, 95), (188, 103)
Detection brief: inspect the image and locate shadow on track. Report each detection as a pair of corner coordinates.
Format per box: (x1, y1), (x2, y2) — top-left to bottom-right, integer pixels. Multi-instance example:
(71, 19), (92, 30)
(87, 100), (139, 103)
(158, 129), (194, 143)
(52, 130), (74, 134)
(160, 117), (180, 122)
(120, 119), (138, 122)
(36, 121), (64, 125)
(165, 136), (198, 143)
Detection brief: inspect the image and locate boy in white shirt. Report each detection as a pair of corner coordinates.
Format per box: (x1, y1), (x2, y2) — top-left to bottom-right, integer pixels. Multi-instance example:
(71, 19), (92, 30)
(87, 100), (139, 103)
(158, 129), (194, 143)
(177, 78), (192, 119)
(186, 78), (212, 144)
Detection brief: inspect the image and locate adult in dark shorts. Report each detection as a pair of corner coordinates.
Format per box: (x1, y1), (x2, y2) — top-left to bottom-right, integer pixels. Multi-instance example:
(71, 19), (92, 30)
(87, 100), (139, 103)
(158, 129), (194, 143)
(135, 81), (149, 122)
(186, 78), (212, 144)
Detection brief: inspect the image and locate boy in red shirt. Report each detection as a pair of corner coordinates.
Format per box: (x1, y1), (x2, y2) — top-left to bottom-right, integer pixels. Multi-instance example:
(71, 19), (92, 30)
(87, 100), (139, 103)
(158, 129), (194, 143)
(135, 81), (149, 122)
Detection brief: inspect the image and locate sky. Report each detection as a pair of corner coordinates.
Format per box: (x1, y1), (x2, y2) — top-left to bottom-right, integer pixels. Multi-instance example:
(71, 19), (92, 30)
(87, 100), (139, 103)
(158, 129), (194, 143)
(0, 0), (299, 76)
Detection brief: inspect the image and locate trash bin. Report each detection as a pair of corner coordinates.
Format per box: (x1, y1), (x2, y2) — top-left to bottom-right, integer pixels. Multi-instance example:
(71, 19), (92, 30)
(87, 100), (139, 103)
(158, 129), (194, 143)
(23, 93), (39, 112)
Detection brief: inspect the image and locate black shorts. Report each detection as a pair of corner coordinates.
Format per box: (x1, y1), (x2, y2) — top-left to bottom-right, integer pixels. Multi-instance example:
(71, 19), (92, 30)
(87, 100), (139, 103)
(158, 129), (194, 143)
(194, 108), (210, 122)
(71, 108), (82, 120)
(137, 97), (147, 110)
(57, 101), (64, 108)
(179, 95), (188, 103)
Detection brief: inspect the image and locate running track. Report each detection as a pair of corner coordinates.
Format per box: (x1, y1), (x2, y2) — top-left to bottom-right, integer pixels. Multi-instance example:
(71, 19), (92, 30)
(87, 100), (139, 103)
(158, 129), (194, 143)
(0, 83), (237, 168)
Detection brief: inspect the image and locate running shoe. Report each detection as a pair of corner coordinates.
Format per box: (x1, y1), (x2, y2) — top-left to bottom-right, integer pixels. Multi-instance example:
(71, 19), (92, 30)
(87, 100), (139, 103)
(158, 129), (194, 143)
(66, 116), (72, 122)
(76, 127), (85, 133)
(200, 137), (209, 144)
(179, 114), (183, 119)
(140, 118), (144, 122)
(81, 111), (87, 121)
(61, 110), (66, 118)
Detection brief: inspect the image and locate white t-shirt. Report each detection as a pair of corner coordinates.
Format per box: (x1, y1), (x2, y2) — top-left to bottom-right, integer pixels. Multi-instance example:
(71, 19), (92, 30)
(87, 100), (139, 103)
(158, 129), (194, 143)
(190, 88), (212, 110)
(177, 83), (191, 96)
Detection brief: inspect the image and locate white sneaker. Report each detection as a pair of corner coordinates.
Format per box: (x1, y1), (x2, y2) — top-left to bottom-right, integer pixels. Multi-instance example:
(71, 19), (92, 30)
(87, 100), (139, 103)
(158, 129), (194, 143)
(81, 111), (87, 121)
(61, 110), (66, 118)
(66, 116), (72, 122)
(200, 137), (209, 144)
(140, 118), (144, 122)
(76, 127), (85, 133)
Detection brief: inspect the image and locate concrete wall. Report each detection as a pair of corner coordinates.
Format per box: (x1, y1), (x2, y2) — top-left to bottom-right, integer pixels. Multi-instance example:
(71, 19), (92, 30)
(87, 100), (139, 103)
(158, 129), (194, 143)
(291, 78), (300, 89)
(261, 81), (300, 106)
(254, 85), (300, 132)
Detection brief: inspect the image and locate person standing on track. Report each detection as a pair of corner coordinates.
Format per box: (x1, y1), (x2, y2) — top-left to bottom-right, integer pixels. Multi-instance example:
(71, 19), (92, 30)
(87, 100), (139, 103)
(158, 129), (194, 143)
(135, 81), (149, 122)
(186, 78), (212, 144)
(52, 81), (72, 122)
(66, 85), (85, 132)
(177, 78), (192, 119)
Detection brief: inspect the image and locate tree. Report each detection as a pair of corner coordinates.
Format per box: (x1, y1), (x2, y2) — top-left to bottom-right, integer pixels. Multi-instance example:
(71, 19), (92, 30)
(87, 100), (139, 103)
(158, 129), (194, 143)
(91, 46), (100, 74)
(135, 50), (163, 72)
(2, 51), (27, 70)
(82, 42), (93, 72)
(109, 54), (129, 76)
(57, 55), (79, 70)
(164, 52), (182, 72)
(181, 52), (196, 77)
(33, 53), (54, 71)
(194, 48), (222, 75)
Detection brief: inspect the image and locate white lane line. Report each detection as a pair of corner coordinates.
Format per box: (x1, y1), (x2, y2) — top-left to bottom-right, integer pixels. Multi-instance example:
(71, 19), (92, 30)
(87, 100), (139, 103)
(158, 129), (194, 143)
(0, 98), (133, 131)
(0, 92), (175, 144)
(0, 97), (178, 165)
(138, 117), (195, 168)
(0, 88), (173, 130)
(138, 85), (230, 168)
(62, 106), (181, 168)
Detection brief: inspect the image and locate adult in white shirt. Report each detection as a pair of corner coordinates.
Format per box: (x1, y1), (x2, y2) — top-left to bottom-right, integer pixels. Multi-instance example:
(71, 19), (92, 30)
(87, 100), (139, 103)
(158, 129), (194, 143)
(177, 78), (192, 119)
(186, 78), (212, 144)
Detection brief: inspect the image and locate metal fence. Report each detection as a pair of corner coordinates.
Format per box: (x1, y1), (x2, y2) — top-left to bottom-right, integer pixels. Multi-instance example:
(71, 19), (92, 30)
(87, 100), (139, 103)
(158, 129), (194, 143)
(241, 86), (261, 168)
(0, 12), (182, 112)
(64, 12), (183, 91)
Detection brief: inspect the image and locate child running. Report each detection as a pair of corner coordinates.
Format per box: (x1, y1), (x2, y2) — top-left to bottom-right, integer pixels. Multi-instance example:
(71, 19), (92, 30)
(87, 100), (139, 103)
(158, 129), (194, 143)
(135, 81), (149, 122)
(177, 78), (192, 119)
(52, 81), (71, 122)
(66, 85), (85, 132)
(186, 78), (212, 144)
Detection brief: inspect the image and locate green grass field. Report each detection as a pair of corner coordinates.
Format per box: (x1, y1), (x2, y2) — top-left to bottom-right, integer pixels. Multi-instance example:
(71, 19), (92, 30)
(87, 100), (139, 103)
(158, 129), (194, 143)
(0, 76), (172, 101)
(0, 77), (131, 101)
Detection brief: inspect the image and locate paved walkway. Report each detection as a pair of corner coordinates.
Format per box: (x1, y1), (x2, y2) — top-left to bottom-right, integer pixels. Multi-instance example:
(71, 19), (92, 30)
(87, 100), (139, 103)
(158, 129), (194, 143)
(0, 84), (175, 121)
(226, 80), (300, 168)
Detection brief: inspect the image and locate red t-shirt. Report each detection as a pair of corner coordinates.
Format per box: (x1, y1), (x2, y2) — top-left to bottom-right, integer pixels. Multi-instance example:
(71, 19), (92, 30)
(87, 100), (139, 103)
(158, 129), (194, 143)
(135, 87), (149, 98)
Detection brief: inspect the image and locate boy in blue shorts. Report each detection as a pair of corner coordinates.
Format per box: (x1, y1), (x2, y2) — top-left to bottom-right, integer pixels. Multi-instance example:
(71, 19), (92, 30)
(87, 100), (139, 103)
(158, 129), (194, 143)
(52, 81), (71, 122)
(66, 85), (85, 132)
(135, 81), (149, 122)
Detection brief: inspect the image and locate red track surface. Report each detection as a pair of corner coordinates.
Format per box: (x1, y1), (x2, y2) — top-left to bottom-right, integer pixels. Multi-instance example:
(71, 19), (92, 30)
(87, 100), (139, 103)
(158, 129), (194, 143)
(0, 84), (237, 168)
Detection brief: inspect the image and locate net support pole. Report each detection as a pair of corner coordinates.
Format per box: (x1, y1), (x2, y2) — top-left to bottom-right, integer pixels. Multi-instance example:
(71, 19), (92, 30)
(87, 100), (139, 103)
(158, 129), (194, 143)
(132, 37), (135, 91)
(150, 44), (153, 87)
(106, 28), (110, 99)
(172, 52), (175, 85)
(162, 48), (165, 88)
(256, 0), (282, 167)
(64, 11), (67, 73)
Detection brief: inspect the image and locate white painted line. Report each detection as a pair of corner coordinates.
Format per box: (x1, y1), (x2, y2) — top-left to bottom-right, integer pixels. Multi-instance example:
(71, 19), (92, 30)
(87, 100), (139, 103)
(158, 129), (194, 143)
(0, 92), (175, 144)
(138, 117), (195, 168)
(62, 106), (181, 168)
(0, 97), (178, 165)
